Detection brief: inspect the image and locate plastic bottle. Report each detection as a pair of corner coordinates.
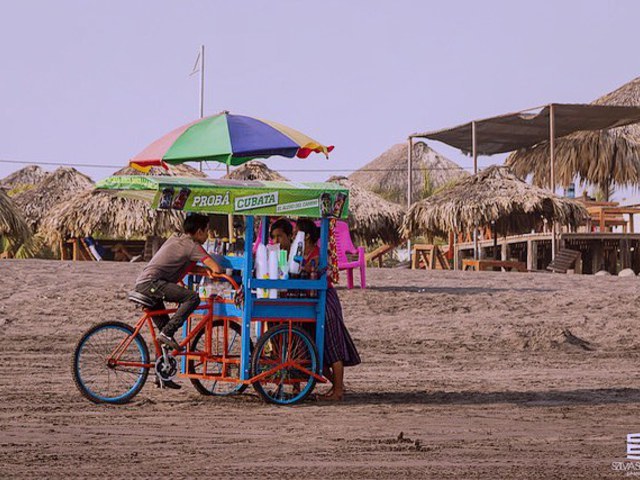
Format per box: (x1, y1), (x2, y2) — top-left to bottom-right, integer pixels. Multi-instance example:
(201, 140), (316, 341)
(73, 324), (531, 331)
(198, 278), (208, 298)
(288, 231), (305, 275)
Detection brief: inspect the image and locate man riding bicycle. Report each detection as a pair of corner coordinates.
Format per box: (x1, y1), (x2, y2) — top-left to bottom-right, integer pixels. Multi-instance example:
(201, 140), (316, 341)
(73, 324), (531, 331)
(134, 213), (222, 388)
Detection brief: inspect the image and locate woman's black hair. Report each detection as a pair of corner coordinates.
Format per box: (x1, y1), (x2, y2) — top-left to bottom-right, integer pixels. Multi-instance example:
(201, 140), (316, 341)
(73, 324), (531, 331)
(183, 214), (209, 234)
(296, 218), (320, 243)
(270, 218), (293, 236)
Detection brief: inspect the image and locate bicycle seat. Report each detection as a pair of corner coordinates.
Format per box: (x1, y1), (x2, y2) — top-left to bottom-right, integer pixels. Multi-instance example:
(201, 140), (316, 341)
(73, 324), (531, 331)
(127, 291), (157, 308)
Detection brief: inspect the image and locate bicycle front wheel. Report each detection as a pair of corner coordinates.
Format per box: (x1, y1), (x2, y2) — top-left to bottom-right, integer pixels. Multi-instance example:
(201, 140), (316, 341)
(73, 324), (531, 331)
(251, 324), (319, 405)
(72, 321), (150, 404)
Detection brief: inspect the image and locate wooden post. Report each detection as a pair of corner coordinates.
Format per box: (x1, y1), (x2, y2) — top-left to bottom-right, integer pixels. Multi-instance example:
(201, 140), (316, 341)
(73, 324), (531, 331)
(599, 209), (605, 232)
(530, 240), (539, 271)
(472, 121), (478, 260)
(549, 104), (557, 260)
(501, 237), (508, 261)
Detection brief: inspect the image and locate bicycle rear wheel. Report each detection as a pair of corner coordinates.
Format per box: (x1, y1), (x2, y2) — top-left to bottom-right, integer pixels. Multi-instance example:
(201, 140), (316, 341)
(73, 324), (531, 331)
(251, 324), (318, 405)
(72, 321), (149, 404)
(188, 320), (251, 396)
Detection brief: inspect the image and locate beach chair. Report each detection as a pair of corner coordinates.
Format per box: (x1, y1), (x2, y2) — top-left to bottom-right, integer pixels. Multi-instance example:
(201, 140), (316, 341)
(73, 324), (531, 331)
(546, 248), (581, 273)
(333, 220), (366, 289)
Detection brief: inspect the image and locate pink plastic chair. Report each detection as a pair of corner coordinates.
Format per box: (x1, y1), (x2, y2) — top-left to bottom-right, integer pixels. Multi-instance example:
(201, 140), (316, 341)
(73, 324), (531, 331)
(334, 220), (366, 289)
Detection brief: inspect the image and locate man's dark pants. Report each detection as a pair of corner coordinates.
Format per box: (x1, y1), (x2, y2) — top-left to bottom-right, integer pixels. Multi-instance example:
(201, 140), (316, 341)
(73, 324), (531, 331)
(135, 280), (200, 336)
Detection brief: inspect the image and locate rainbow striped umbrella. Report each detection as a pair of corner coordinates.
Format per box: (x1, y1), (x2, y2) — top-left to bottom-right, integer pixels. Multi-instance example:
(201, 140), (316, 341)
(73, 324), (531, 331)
(130, 111), (333, 172)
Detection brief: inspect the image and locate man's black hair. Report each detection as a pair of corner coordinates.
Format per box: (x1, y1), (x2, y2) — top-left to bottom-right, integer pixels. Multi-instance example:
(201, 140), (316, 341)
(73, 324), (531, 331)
(270, 218), (293, 236)
(184, 214), (209, 234)
(295, 218), (320, 243)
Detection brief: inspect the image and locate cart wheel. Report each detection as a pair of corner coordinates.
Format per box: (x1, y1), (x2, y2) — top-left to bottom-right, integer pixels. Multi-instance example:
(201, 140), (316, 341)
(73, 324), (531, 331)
(251, 324), (319, 405)
(72, 321), (149, 404)
(188, 320), (252, 396)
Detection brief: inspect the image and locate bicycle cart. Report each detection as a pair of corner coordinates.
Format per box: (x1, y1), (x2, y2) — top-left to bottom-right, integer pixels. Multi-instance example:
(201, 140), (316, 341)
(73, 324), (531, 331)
(72, 176), (349, 405)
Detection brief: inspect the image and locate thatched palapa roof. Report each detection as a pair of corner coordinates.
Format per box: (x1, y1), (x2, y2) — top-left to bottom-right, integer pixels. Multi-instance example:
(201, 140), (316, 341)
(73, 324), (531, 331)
(401, 166), (588, 238)
(0, 189), (30, 245)
(40, 164), (206, 247)
(1, 165), (49, 196)
(349, 141), (469, 204)
(507, 77), (640, 195)
(327, 176), (404, 245)
(13, 167), (94, 232)
(223, 161), (288, 181)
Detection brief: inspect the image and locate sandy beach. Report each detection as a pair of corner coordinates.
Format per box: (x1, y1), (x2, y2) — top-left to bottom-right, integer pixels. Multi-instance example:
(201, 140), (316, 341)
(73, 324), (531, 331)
(1, 259), (639, 479)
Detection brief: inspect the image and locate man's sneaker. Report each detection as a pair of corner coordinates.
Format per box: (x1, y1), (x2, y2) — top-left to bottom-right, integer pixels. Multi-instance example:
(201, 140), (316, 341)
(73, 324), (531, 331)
(154, 376), (182, 390)
(158, 332), (184, 352)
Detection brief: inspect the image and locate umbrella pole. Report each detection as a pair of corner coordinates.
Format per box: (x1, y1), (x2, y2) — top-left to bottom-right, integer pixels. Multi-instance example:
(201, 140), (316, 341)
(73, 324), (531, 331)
(493, 222), (499, 260)
(227, 163), (234, 243)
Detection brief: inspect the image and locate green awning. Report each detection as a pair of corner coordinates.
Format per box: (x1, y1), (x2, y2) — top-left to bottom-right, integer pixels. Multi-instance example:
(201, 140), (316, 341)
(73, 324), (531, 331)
(96, 175), (349, 218)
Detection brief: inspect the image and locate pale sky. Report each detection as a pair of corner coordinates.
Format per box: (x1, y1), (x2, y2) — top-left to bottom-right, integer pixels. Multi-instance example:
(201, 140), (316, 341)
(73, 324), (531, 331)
(1, 0), (639, 195)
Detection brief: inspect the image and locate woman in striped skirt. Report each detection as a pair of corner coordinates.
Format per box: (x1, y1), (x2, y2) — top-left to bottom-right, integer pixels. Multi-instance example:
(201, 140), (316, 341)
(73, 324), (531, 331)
(296, 219), (361, 401)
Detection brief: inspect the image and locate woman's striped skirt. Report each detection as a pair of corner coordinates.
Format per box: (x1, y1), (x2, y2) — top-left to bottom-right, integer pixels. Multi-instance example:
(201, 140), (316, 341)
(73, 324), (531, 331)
(324, 287), (361, 367)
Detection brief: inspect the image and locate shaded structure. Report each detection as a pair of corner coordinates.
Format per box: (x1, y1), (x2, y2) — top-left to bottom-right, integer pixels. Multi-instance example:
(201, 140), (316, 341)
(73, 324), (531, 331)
(349, 141), (468, 204)
(402, 166), (588, 238)
(0, 165), (48, 195)
(13, 167), (94, 232)
(327, 176), (404, 246)
(223, 161), (288, 181)
(411, 102), (640, 260)
(507, 78), (640, 198)
(402, 166), (589, 270)
(0, 189), (31, 252)
(40, 164), (206, 260)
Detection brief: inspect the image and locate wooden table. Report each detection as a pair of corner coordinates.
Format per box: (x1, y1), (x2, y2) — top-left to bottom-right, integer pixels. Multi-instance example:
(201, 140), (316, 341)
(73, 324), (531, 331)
(587, 206), (640, 233)
(462, 259), (527, 272)
(412, 244), (450, 270)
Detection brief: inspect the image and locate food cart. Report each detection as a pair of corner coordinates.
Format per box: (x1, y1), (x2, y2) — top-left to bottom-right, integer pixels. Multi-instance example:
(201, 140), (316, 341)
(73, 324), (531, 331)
(72, 175), (349, 405)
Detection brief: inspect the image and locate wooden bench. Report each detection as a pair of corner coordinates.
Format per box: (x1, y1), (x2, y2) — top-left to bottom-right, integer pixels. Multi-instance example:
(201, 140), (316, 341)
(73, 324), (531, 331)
(412, 244), (450, 270)
(462, 259), (527, 272)
(546, 248), (581, 273)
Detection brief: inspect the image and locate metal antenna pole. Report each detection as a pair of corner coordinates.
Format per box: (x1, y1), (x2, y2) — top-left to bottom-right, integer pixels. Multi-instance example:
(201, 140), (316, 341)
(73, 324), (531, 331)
(198, 45), (205, 173)
(550, 104), (556, 260)
(407, 136), (413, 262)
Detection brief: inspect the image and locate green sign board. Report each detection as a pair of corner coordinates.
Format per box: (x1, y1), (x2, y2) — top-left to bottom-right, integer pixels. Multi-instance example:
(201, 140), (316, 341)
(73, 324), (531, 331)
(96, 175), (349, 219)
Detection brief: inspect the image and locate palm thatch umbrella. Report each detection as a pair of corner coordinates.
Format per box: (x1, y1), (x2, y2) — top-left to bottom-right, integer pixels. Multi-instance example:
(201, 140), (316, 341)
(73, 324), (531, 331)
(222, 161), (289, 181)
(13, 167), (94, 232)
(401, 167), (588, 249)
(507, 77), (640, 198)
(39, 164), (207, 249)
(327, 176), (404, 245)
(349, 141), (469, 204)
(0, 189), (30, 246)
(0, 165), (48, 196)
